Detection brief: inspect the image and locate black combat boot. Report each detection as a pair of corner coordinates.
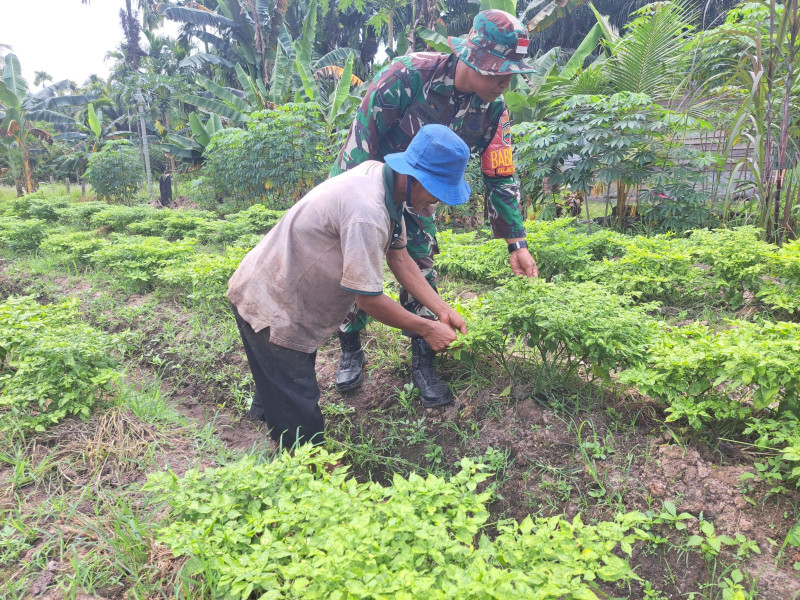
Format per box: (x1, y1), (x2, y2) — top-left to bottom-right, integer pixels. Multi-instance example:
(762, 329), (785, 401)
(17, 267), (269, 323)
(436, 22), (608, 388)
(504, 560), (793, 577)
(335, 331), (365, 392)
(411, 338), (454, 408)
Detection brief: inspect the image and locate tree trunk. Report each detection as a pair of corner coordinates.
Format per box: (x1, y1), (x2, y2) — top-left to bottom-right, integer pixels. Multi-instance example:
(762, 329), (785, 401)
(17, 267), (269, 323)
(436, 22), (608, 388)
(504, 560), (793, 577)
(265, 0), (288, 83)
(22, 147), (34, 194)
(81, 178), (86, 198)
(159, 174), (172, 207)
(164, 109), (176, 176)
(136, 88), (153, 192)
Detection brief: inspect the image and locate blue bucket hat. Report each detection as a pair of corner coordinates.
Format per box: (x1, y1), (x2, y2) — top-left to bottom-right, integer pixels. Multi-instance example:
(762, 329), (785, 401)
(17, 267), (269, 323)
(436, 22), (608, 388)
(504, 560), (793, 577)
(384, 124), (471, 206)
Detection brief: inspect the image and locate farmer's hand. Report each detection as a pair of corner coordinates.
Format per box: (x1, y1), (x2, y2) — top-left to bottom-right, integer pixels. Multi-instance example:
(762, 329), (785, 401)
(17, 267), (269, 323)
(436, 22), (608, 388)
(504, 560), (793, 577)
(509, 247), (538, 278)
(423, 320), (459, 352)
(437, 306), (466, 335)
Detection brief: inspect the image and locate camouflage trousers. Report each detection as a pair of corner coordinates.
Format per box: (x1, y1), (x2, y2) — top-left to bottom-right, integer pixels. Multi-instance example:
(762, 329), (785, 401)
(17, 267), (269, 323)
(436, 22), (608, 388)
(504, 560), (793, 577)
(340, 205), (439, 335)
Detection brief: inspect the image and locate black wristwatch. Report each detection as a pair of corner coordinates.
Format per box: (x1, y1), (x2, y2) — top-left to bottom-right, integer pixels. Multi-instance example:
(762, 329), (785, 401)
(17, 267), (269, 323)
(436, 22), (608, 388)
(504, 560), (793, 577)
(507, 240), (528, 254)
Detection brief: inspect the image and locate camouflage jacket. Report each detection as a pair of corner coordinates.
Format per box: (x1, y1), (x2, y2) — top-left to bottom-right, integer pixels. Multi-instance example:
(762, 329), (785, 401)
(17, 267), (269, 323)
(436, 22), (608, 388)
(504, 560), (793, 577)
(332, 52), (526, 239)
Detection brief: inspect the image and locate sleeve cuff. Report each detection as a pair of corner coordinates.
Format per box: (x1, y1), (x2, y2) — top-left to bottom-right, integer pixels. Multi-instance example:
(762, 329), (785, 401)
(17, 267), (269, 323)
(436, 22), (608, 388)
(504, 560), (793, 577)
(491, 228), (527, 240)
(340, 285), (383, 296)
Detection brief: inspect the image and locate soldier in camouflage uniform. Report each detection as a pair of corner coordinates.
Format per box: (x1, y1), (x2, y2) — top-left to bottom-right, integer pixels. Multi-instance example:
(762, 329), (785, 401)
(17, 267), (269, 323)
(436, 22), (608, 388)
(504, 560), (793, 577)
(331, 9), (539, 407)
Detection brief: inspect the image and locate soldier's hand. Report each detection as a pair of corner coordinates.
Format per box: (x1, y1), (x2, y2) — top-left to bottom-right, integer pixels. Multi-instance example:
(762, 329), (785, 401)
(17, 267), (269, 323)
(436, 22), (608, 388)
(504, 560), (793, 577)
(510, 247), (538, 278)
(423, 321), (459, 352)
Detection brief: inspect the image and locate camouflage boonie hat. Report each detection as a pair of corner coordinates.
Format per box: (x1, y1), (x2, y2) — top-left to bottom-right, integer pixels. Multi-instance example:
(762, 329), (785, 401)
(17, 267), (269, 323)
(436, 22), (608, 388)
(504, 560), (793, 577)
(448, 10), (536, 76)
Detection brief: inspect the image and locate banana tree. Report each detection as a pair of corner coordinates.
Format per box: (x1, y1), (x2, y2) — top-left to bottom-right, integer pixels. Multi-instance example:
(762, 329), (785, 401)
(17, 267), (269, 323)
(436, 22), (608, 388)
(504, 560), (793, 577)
(156, 0), (302, 86)
(52, 103), (134, 178)
(0, 54), (90, 193)
(162, 111), (224, 164)
(184, 62), (273, 124)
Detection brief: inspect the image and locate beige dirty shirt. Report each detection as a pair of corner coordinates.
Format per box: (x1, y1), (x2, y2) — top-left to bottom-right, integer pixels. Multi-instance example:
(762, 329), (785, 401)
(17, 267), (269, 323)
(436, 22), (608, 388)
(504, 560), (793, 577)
(227, 161), (406, 353)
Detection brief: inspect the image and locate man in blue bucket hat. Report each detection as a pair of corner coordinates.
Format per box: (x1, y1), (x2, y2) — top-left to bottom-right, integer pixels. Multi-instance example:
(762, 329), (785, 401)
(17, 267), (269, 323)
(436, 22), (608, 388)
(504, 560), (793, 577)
(227, 125), (470, 448)
(331, 9), (540, 407)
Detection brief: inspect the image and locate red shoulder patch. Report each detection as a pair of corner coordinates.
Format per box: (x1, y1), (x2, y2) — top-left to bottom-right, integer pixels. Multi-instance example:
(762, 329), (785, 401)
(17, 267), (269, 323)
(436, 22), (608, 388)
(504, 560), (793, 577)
(481, 111), (515, 177)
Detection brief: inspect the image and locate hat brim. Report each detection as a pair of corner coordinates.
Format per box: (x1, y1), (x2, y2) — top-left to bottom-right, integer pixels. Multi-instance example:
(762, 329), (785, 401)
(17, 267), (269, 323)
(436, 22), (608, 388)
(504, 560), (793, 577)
(448, 36), (537, 75)
(384, 153), (471, 206)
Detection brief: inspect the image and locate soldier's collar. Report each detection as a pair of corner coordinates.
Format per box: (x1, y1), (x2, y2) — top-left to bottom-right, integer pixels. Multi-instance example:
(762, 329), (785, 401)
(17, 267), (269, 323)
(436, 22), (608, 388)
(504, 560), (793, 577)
(432, 54), (490, 109)
(430, 54), (459, 97)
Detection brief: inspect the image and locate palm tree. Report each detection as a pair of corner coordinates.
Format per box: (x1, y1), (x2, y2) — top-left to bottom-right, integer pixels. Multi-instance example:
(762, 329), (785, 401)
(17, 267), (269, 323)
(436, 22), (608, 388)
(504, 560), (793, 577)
(120, 0), (153, 189)
(33, 71), (53, 89)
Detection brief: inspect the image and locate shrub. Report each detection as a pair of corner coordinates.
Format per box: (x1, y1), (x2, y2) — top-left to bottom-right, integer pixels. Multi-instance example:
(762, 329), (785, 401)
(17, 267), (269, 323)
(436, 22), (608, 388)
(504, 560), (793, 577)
(8, 196), (70, 221)
(685, 226), (774, 305)
(90, 204), (159, 232)
(454, 278), (661, 381)
(620, 320), (800, 427)
(0, 296), (121, 433)
(526, 219), (628, 281)
(126, 209), (216, 240)
(436, 230), (509, 284)
(89, 235), (196, 287)
(0, 217), (48, 251)
(197, 204), (285, 244)
(757, 238), (800, 317)
(84, 140), (143, 204)
(145, 445), (650, 600)
(54, 201), (112, 228)
(584, 235), (714, 305)
(40, 231), (107, 263)
(437, 220), (628, 285)
(203, 104), (330, 207)
(158, 245), (250, 301)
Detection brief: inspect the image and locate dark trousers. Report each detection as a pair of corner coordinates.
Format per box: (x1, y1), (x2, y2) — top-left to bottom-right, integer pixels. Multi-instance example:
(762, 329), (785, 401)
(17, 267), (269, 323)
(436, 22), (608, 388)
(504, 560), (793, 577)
(231, 304), (324, 448)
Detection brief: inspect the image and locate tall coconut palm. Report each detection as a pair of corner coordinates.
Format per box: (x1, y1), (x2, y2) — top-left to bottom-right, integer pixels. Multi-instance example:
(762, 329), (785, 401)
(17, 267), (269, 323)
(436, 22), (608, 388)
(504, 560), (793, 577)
(33, 71), (53, 89)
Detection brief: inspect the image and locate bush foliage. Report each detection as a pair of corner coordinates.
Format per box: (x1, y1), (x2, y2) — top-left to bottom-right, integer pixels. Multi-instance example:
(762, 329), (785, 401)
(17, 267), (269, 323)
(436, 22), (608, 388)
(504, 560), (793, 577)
(84, 140), (143, 204)
(0, 217), (48, 251)
(146, 445), (650, 600)
(0, 297), (121, 433)
(203, 104), (330, 207)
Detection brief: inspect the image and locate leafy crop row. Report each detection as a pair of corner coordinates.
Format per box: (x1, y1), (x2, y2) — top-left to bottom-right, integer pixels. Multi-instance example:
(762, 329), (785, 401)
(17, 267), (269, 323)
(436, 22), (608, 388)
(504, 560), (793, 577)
(1, 195), (285, 244)
(438, 219), (798, 315)
(454, 276), (800, 483)
(453, 278), (660, 382)
(146, 445), (651, 600)
(0, 297), (122, 433)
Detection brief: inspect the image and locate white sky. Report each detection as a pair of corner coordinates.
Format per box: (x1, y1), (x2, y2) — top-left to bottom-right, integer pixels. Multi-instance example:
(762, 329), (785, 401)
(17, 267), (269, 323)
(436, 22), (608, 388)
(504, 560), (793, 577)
(0, 0), (181, 87)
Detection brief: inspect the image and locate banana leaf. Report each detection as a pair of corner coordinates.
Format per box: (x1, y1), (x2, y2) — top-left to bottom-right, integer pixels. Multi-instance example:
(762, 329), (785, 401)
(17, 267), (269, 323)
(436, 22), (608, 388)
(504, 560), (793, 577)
(184, 94), (249, 122)
(87, 103), (102, 138)
(235, 63), (262, 109)
(526, 0), (587, 34)
(418, 28), (451, 53)
(156, 5), (235, 29)
(196, 74), (252, 114)
(0, 81), (19, 109)
(3, 55), (26, 101)
(179, 54), (233, 69)
(328, 52), (355, 128)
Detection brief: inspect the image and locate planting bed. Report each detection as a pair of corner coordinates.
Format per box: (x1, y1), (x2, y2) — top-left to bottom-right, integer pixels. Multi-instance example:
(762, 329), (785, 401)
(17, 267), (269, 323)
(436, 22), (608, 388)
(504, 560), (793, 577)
(1, 189), (800, 599)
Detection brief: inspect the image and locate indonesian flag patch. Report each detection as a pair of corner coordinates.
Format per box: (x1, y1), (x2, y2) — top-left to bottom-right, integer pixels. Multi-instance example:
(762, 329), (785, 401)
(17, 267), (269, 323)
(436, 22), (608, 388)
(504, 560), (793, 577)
(516, 37), (529, 54)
